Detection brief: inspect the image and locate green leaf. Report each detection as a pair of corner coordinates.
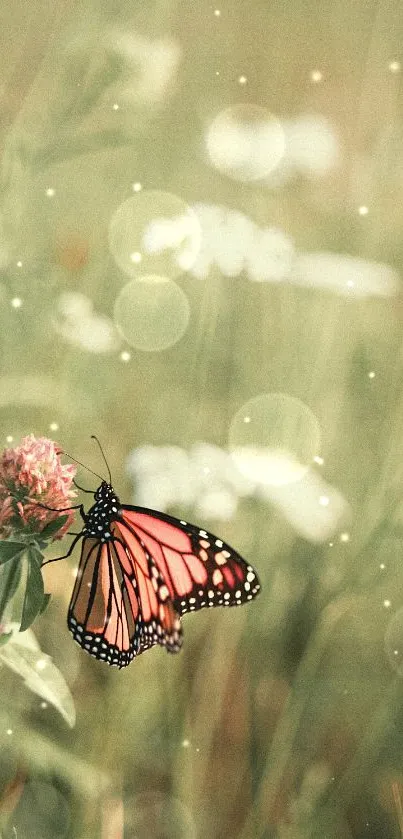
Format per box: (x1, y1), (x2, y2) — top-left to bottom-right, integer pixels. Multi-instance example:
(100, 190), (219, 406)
(0, 558), (23, 622)
(0, 625), (76, 727)
(28, 545), (44, 566)
(20, 549), (45, 632)
(39, 515), (69, 541)
(0, 541), (27, 564)
(0, 631), (12, 647)
(39, 593), (51, 615)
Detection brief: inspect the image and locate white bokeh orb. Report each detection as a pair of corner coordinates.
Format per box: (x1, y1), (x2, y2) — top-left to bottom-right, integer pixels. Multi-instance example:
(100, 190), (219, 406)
(206, 104), (285, 182)
(113, 275), (190, 351)
(109, 191), (201, 279)
(229, 393), (321, 486)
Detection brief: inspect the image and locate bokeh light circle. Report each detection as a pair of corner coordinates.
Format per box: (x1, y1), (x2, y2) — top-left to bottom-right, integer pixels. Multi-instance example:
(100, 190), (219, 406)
(228, 393), (321, 486)
(385, 608), (403, 675)
(113, 275), (190, 351)
(206, 104), (285, 182)
(108, 190), (201, 279)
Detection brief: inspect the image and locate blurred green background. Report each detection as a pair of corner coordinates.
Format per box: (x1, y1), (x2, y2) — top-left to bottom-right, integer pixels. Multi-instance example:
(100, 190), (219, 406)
(1, 0), (403, 837)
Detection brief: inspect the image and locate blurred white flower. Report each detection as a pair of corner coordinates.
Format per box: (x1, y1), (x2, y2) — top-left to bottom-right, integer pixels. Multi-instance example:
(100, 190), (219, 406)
(206, 107), (339, 184)
(195, 488), (238, 520)
(284, 115), (340, 176)
(127, 442), (349, 541)
(190, 442), (254, 495)
(206, 105), (285, 182)
(106, 30), (181, 105)
(246, 226), (295, 282)
(54, 292), (121, 353)
(142, 212), (201, 271)
(291, 252), (399, 298)
(126, 442), (248, 520)
(57, 291), (92, 318)
(191, 203), (294, 282)
(190, 203), (399, 299)
(258, 462), (351, 542)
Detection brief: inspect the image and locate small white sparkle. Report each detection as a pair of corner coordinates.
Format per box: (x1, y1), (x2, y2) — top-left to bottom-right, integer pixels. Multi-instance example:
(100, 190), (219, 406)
(243, 416), (251, 423)
(36, 659), (47, 670)
(132, 182), (142, 192)
(389, 60), (401, 73)
(215, 70), (220, 76)
(384, 599), (391, 608)
(49, 422), (59, 431)
(319, 495), (330, 507)
(16, 260), (23, 268)
(358, 205), (369, 216)
(40, 701), (48, 709)
(6, 728), (13, 736)
(340, 532), (350, 543)
(347, 280), (354, 288)
(310, 70), (323, 83)
(130, 251), (142, 264)
(46, 188), (55, 197)
(329, 541), (334, 547)
(120, 350), (131, 362)
(6, 436), (13, 443)
(11, 297), (22, 309)
(238, 75), (247, 85)
(380, 563), (385, 570)
(182, 738), (190, 747)
(314, 455), (324, 465)
(214, 9), (221, 16)
(368, 371), (375, 379)
(112, 103), (119, 111)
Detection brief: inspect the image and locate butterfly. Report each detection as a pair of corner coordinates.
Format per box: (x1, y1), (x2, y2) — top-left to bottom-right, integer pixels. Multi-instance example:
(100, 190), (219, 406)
(52, 440), (261, 668)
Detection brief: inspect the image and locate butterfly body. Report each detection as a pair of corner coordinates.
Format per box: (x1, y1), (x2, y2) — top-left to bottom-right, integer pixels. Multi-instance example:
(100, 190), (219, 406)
(68, 480), (261, 667)
(80, 481), (121, 541)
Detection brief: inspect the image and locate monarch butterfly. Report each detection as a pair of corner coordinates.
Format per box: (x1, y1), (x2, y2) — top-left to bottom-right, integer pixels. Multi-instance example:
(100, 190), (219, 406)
(48, 438), (261, 668)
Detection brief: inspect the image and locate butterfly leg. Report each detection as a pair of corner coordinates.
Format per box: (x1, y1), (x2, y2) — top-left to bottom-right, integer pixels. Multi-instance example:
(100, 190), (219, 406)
(34, 501), (86, 519)
(41, 532), (83, 567)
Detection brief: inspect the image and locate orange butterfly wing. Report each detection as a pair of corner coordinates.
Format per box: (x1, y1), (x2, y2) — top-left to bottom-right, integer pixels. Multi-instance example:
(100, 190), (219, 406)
(115, 507), (261, 615)
(68, 505), (260, 667)
(68, 537), (140, 667)
(68, 532), (182, 667)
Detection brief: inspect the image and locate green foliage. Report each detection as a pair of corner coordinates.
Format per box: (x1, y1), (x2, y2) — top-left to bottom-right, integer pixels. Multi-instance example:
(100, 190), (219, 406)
(0, 541), (51, 631)
(0, 625), (76, 727)
(0, 542), (27, 564)
(0, 556), (23, 622)
(38, 515), (69, 542)
(19, 548), (45, 632)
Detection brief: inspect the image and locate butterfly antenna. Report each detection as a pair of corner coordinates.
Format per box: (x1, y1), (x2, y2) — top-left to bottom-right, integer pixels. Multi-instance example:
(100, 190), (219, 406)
(61, 451), (104, 484)
(91, 435), (112, 484)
